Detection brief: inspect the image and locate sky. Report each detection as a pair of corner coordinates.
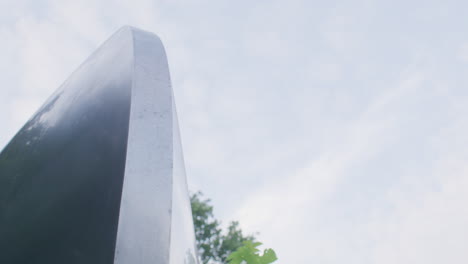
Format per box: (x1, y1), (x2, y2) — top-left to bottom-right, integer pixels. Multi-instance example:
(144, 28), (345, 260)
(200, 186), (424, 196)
(1, 0), (468, 263)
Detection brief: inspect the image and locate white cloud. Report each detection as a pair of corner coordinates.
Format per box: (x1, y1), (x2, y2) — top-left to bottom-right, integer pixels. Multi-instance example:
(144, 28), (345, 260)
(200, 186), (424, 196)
(231, 67), (468, 263)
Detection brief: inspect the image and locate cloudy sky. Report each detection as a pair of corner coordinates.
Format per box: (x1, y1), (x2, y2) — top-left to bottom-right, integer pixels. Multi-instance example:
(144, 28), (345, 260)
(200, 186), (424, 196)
(2, 0), (468, 263)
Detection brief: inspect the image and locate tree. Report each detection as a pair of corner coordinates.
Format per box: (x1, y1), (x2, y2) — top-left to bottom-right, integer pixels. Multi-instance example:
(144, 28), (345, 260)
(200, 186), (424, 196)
(227, 241), (277, 264)
(190, 192), (256, 264)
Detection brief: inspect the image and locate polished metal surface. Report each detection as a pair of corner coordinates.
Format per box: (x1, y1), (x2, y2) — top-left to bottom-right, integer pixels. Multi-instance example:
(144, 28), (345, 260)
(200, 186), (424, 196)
(0, 26), (199, 264)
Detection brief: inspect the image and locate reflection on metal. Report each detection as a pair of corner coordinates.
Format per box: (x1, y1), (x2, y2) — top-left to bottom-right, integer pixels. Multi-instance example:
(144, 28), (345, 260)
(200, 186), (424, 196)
(0, 26), (198, 264)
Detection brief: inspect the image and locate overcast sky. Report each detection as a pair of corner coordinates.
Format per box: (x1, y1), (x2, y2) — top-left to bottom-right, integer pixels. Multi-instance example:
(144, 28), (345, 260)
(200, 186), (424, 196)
(2, 0), (468, 263)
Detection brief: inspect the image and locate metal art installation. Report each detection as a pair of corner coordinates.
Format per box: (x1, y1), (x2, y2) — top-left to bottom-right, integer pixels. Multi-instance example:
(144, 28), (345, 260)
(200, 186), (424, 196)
(0, 26), (198, 264)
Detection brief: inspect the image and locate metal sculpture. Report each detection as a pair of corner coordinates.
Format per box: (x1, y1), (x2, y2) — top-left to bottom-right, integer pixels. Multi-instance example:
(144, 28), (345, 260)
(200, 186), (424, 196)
(0, 26), (198, 264)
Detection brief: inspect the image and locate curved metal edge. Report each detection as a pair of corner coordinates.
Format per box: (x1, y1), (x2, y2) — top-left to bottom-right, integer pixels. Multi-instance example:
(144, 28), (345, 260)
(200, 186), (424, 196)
(114, 27), (174, 264)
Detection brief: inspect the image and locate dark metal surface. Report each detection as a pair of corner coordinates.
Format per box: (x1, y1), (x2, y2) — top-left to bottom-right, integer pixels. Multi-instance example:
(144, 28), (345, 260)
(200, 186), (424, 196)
(0, 28), (133, 264)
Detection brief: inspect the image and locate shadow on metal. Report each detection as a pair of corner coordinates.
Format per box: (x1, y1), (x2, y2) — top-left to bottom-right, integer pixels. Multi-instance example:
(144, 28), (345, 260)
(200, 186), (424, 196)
(0, 26), (198, 264)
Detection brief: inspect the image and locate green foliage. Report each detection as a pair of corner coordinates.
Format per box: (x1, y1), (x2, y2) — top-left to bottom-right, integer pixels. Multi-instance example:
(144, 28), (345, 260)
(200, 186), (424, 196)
(191, 191), (222, 264)
(217, 221), (256, 263)
(190, 192), (257, 264)
(227, 241), (277, 264)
